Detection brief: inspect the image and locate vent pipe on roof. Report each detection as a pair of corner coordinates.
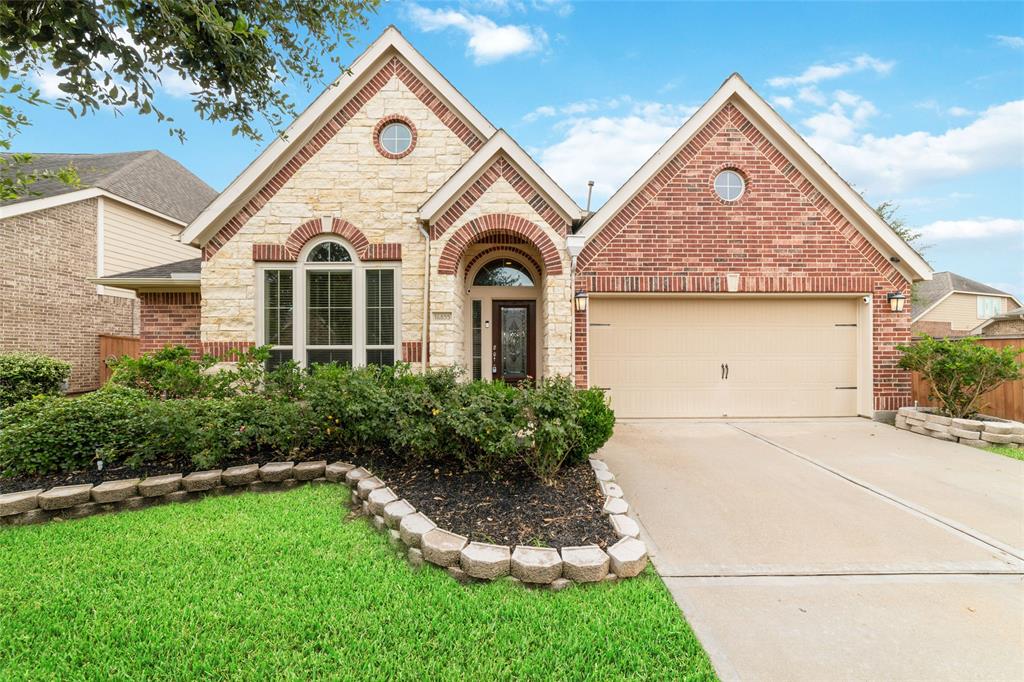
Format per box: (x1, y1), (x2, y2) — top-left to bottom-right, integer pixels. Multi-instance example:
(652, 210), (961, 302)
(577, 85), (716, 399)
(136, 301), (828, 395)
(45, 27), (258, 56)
(585, 180), (595, 213)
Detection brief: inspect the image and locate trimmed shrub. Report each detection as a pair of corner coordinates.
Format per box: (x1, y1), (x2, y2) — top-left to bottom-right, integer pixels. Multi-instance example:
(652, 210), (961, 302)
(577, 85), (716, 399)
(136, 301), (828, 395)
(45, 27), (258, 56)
(443, 379), (526, 472)
(0, 387), (148, 476)
(897, 336), (1022, 418)
(521, 377), (581, 483)
(0, 352), (71, 410)
(573, 387), (615, 460)
(108, 346), (217, 399)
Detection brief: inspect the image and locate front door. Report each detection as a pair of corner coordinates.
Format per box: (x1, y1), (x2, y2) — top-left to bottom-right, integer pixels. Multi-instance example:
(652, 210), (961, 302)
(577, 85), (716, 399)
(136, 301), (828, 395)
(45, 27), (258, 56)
(492, 300), (536, 384)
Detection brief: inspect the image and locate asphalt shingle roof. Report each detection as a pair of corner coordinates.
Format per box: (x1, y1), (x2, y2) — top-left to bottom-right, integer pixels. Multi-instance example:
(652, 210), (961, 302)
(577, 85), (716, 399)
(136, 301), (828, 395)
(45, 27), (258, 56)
(914, 271), (1015, 317)
(1, 151), (216, 223)
(105, 258), (201, 280)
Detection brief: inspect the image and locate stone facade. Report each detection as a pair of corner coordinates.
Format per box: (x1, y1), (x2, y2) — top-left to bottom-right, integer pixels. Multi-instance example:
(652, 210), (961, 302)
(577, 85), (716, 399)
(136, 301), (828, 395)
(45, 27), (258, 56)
(200, 56), (574, 378)
(575, 103), (914, 411)
(0, 198), (137, 392)
(202, 66), (476, 369)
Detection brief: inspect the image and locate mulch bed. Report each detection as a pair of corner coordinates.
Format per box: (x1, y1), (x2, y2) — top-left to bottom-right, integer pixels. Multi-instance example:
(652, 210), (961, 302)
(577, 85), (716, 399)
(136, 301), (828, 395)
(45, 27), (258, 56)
(353, 452), (618, 549)
(1, 453), (618, 549)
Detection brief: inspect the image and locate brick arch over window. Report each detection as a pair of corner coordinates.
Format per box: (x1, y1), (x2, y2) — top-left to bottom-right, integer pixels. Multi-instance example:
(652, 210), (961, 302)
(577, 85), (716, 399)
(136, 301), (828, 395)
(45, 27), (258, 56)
(285, 217), (370, 259)
(438, 214), (563, 275)
(464, 246), (543, 283)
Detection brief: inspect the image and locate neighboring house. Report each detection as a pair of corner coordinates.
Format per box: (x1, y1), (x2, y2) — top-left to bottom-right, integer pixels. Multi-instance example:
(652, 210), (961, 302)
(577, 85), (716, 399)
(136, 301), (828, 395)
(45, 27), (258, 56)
(911, 271), (1022, 338)
(99, 26), (932, 419)
(0, 151), (216, 392)
(973, 306), (1024, 337)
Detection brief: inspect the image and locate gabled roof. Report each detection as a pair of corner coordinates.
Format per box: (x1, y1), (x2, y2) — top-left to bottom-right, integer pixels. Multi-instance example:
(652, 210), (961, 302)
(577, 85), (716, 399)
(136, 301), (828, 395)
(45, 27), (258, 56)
(418, 130), (582, 225)
(566, 73), (933, 282)
(92, 258), (201, 291)
(912, 271), (1022, 321)
(0, 151), (216, 223)
(180, 25), (497, 247)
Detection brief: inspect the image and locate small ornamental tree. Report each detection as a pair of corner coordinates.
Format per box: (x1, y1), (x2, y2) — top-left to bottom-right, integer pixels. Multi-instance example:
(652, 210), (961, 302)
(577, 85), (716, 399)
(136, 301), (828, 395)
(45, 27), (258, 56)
(897, 336), (1023, 419)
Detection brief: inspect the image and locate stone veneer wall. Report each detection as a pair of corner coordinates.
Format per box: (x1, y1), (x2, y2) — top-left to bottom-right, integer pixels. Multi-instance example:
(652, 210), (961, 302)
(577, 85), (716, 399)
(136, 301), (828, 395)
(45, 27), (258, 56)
(429, 176), (573, 378)
(0, 198), (137, 392)
(201, 71), (476, 369)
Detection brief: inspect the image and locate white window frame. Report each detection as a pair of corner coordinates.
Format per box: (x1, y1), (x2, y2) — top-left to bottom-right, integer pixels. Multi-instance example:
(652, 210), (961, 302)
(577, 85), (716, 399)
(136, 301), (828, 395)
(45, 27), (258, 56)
(256, 235), (401, 368)
(977, 296), (1003, 319)
(380, 121), (412, 155)
(714, 169), (745, 202)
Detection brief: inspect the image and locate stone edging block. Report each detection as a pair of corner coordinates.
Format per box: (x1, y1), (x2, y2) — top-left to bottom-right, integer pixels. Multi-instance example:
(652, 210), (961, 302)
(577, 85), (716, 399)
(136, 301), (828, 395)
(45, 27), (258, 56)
(895, 407), (1024, 448)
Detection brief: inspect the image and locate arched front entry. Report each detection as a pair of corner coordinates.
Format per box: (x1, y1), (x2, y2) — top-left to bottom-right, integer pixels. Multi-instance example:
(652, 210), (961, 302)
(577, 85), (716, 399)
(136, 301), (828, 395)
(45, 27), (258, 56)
(463, 249), (542, 383)
(433, 213), (572, 383)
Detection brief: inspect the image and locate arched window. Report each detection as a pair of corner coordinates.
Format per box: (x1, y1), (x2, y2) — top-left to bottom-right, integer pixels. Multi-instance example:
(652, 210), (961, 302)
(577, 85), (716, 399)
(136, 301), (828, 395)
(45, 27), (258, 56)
(472, 258), (535, 287)
(260, 236), (399, 369)
(306, 242), (352, 263)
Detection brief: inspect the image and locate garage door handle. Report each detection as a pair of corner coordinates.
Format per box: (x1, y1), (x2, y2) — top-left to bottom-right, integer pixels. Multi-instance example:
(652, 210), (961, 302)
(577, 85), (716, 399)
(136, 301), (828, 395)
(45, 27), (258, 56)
(721, 363), (725, 379)
(725, 363), (729, 380)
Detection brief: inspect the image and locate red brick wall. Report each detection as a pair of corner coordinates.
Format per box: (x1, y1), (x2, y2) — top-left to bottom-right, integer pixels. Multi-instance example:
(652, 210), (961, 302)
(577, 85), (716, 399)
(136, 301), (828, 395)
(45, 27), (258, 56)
(0, 198), (137, 392)
(575, 103), (913, 412)
(138, 292), (201, 356)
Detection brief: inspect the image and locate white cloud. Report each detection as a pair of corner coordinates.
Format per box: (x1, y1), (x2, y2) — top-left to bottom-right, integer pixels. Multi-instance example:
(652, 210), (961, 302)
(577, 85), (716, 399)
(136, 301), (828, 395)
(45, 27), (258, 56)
(806, 100), (1024, 194)
(797, 86), (826, 106)
(407, 4), (547, 64)
(768, 54), (894, 88)
(537, 101), (698, 206)
(918, 218), (1024, 241)
(947, 106), (973, 117)
(522, 105), (557, 122)
(994, 35), (1024, 49)
(771, 95), (794, 110)
(532, 0), (573, 16)
(801, 91), (878, 143)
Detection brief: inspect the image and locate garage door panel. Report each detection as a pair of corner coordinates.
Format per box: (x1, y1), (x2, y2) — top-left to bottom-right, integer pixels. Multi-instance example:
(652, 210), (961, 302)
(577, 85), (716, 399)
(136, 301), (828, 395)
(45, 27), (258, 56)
(589, 298), (861, 418)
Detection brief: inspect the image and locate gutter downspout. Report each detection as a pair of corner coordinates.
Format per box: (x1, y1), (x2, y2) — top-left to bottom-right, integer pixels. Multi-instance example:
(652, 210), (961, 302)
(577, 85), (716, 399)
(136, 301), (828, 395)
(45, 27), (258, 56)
(418, 221), (431, 371)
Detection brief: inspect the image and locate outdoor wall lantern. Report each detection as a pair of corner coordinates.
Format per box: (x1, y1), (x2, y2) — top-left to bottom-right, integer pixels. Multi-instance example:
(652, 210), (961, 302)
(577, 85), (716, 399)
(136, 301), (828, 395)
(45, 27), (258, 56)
(574, 290), (589, 313)
(887, 292), (906, 313)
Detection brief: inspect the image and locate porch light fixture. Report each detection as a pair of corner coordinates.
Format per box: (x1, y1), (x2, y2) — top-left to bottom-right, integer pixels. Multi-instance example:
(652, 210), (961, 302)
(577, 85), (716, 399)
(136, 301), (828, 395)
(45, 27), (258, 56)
(887, 292), (906, 313)
(574, 290), (589, 313)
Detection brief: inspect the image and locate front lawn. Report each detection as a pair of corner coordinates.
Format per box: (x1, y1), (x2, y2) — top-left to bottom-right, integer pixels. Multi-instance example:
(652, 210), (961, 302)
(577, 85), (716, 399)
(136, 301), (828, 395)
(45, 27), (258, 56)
(985, 444), (1024, 462)
(0, 485), (714, 680)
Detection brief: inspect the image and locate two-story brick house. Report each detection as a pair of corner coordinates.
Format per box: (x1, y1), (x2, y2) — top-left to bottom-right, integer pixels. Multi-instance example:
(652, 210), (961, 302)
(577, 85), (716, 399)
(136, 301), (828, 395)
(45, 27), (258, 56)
(1, 151), (215, 391)
(102, 27), (932, 419)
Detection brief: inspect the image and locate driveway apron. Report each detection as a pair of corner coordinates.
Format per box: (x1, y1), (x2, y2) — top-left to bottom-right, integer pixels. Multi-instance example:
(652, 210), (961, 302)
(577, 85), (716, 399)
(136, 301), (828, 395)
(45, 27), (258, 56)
(599, 419), (1024, 681)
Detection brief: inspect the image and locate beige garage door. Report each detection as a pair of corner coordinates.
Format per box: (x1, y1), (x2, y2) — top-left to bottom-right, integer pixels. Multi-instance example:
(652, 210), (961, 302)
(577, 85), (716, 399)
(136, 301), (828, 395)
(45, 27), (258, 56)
(589, 297), (860, 418)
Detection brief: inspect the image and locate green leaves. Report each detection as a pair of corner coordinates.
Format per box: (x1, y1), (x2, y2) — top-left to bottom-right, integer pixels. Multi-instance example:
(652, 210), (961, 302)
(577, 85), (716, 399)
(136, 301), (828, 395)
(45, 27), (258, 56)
(0, 352), (71, 411)
(898, 336), (1023, 418)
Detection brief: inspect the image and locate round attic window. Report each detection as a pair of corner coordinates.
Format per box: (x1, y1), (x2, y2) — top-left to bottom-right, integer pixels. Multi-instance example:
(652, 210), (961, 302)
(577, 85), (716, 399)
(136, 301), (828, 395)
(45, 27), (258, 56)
(713, 169), (745, 202)
(374, 116), (416, 159)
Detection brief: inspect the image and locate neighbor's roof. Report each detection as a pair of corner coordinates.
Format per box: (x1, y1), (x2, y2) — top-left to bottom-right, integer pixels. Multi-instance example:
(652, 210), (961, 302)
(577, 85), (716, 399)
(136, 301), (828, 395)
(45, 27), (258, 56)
(0, 151), (216, 223)
(93, 258), (201, 292)
(104, 258), (201, 280)
(912, 271), (1021, 321)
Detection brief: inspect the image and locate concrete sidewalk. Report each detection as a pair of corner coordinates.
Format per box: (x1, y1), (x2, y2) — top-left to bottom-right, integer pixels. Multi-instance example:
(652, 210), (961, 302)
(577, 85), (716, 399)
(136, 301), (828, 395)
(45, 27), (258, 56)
(599, 419), (1024, 681)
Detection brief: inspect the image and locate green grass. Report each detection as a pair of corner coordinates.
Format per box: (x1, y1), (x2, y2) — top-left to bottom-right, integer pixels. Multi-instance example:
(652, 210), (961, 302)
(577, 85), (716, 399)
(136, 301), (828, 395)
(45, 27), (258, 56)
(0, 485), (714, 681)
(986, 444), (1024, 461)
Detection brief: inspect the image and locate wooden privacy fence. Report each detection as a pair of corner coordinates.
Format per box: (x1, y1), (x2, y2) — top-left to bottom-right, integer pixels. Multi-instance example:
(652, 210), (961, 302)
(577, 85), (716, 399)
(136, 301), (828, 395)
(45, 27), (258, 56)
(909, 336), (1024, 422)
(99, 335), (139, 385)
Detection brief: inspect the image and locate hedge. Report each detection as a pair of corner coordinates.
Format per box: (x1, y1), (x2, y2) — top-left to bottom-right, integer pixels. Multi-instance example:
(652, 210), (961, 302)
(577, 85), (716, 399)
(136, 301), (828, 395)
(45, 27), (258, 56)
(0, 347), (615, 483)
(0, 352), (71, 411)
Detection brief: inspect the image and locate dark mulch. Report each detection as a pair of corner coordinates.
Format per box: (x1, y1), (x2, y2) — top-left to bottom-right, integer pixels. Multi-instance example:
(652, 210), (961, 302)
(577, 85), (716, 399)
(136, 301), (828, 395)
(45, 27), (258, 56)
(353, 452), (618, 549)
(1, 453), (617, 549)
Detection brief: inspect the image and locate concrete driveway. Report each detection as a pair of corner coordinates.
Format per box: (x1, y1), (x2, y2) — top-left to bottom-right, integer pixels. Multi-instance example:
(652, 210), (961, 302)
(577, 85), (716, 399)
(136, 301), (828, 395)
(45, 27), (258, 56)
(599, 419), (1024, 681)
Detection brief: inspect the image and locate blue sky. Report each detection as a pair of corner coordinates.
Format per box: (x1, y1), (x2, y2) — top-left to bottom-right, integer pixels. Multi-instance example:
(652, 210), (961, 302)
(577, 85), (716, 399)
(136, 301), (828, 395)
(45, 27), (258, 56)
(11, 1), (1024, 299)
